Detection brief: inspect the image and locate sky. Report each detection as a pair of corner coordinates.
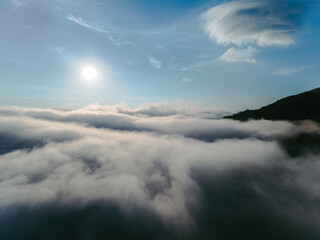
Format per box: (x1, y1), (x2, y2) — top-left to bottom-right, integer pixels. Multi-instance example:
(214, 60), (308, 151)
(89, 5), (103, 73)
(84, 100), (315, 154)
(1, 2), (320, 238)
(0, 0), (320, 111)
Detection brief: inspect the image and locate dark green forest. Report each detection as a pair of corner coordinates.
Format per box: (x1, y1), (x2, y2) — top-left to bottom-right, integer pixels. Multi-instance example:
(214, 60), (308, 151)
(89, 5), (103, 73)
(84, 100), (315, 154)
(225, 88), (320, 122)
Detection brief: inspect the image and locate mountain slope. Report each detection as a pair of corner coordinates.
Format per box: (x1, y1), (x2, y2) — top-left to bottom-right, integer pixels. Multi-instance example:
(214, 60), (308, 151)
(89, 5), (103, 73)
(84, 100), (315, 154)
(225, 88), (320, 122)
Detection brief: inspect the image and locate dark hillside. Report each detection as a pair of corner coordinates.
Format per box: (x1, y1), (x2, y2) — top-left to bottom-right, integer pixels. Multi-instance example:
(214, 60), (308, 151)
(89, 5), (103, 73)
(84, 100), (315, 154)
(225, 88), (320, 122)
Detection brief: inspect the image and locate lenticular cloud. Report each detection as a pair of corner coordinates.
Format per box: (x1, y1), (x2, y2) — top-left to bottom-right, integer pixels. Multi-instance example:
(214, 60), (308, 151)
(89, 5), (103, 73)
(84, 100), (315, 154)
(202, 0), (305, 47)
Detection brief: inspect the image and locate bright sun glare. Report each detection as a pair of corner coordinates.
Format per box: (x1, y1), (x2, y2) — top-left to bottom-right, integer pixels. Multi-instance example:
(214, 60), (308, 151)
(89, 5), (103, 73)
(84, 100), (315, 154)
(82, 65), (97, 81)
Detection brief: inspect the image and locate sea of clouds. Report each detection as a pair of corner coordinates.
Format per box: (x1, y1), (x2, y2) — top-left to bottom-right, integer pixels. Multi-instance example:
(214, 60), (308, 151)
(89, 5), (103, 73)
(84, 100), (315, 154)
(0, 103), (320, 239)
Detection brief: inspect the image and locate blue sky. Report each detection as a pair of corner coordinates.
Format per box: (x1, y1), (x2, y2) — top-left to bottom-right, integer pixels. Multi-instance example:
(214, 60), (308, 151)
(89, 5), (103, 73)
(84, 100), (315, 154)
(0, 0), (319, 111)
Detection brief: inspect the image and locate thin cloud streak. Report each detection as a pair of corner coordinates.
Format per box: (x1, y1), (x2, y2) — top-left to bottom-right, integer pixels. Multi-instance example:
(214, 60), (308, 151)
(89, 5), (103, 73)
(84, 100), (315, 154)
(11, 0), (24, 8)
(65, 15), (109, 34)
(65, 14), (133, 47)
(274, 65), (315, 76)
(219, 47), (256, 63)
(149, 57), (162, 69)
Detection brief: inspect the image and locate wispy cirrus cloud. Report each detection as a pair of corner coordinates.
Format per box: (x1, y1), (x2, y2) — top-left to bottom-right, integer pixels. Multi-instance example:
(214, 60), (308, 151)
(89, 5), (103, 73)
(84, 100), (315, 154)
(10, 0), (24, 8)
(65, 14), (109, 34)
(149, 57), (162, 69)
(274, 65), (314, 76)
(181, 78), (193, 83)
(219, 47), (256, 63)
(65, 14), (131, 46)
(14, 23), (34, 30)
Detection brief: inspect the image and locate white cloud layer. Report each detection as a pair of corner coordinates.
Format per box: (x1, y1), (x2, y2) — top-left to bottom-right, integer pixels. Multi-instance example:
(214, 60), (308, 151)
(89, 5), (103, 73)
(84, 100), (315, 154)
(219, 47), (256, 63)
(202, 0), (301, 47)
(0, 106), (289, 228)
(0, 104), (320, 238)
(0, 103), (298, 141)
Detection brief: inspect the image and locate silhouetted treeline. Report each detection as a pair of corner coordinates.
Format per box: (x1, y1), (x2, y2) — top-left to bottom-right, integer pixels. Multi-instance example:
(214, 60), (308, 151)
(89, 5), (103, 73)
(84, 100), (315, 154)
(225, 88), (320, 122)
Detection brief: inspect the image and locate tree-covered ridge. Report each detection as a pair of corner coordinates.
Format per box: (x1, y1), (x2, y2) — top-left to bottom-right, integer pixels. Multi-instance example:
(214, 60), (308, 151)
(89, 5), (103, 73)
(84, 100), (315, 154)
(225, 88), (320, 122)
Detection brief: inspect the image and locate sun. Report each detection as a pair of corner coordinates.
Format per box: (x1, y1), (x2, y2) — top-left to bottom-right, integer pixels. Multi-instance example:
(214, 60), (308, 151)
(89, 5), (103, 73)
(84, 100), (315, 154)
(81, 65), (97, 81)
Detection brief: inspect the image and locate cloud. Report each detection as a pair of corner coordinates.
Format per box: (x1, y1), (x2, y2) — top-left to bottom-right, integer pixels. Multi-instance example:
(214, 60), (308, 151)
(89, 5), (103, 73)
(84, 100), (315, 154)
(10, 0), (24, 8)
(0, 105), (320, 239)
(0, 104), (298, 142)
(65, 15), (109, 34)
(202, 0), (304, 47)
(149, 57), (162, 69)
(156, 44), (165, 50)
(14, 23), (34, 30)
(106, 35), (122, 46)
(274, 65), (314, 76)
(219, 47), (256, 63)
(0, 110), (285, 226)
(65, 15), (132, 47)
(181, 78), (193, 83)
